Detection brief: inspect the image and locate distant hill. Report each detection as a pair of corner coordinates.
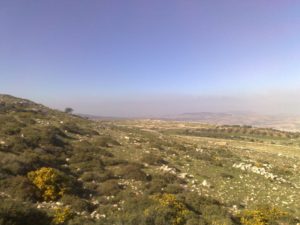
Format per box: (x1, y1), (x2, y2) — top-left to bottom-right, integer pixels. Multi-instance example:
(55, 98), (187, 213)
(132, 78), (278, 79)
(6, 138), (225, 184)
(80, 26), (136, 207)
(77, 113), (128, 120)
(83, 110), (300, 132)
(161, 111), (300, 132)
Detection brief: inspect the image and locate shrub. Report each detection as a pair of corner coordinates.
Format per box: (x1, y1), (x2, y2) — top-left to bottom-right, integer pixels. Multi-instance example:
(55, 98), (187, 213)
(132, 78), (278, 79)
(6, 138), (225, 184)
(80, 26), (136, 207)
(66, 217), (96, 225)
(70, 159), (105, 176)
(145, 193), (189, 225)
(61, 122), (98, 136)
(186, 217), (206, 225)
(164, 184), (184, 194)
(72, 141), (113, 158)
(94, 136), (120, 147)
(0, 116), (23, 135)
(114, 194), (190, 225)
(147, 173), (183, 194)
(201, 205), (233, 225)
(7, 136), (28, 153)
(147, 178), (166, 194)
(0, 150), (41, 176)
(97, 179), (122, 196)
(1, 158), (26, 175)
(182, 193), (234, 224)
(15, 126), (67, 150)
(80, 170), (113, 182)
(102, 158), (127, 166)
(142, 154), (167, 166)
(116, 163), (149, 181)
(239, 205), (289, 225)
(15, 112), (37, 125)
(0, 199), (51, 225)
(21, 128), (41, 148)
(0, 176), (41, 201)
(52, 206), (73, 225)
(3, 125), (21, 135)
(41, 127), (67, 147)
(61, 195), (94, 212)
(27, 167), (72, 201)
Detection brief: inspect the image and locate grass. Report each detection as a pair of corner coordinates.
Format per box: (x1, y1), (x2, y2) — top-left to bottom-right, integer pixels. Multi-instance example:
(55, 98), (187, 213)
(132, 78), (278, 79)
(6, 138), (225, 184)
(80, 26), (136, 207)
(0, 94), (299, 224)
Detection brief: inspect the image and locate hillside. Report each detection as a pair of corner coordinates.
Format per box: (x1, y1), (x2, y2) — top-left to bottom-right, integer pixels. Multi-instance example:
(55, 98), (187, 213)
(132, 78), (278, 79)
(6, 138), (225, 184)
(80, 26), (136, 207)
(0, 95), (299, 225)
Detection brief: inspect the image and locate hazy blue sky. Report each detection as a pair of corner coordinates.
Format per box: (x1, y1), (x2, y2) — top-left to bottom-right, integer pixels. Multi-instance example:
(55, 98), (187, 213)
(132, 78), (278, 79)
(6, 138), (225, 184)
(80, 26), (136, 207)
(1, 1), (300, 116)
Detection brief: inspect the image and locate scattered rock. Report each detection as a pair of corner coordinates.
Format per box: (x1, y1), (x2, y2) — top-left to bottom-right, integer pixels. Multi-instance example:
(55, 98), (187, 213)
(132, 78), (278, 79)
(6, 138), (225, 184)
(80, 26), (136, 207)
(202, 179), (211, 187)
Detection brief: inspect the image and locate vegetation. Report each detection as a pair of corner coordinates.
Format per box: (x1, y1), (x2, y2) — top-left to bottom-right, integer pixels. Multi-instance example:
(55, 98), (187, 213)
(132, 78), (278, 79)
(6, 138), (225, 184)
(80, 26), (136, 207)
(0, 199), (51, 225)
(0, 95), (299, 224)
(27, 167), (72, 201)
(148, 193), (189, 225)
(52, 206), (73, 225)
(64, 108), (74, 114)
(239, 205), (290, 225)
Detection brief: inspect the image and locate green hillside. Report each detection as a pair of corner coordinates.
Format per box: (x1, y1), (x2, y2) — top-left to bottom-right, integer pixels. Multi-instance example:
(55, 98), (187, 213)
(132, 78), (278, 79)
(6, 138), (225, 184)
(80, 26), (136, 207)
(0, 95), (299, 225)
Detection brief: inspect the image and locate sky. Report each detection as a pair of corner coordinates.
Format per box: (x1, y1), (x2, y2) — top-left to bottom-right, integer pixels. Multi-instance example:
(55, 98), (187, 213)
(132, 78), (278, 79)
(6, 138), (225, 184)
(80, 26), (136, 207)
(1, 0), (300, 116)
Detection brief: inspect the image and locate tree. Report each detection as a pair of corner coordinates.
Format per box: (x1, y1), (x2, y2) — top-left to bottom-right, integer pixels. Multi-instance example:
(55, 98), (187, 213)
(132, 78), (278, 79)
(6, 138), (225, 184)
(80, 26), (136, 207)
(64, 107), (73, 114)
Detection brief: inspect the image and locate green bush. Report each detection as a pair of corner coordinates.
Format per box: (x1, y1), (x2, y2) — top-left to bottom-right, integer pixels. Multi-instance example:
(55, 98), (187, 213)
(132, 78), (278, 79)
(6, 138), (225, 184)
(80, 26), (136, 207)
(164, 184), (184, 194)
(42, 127), (67, 147)
(0, 150), (55, 176)
(1, 156), (27, 175)
(72, 141), (113, 158)
(147, 173), (183, 194)
(0, 176), (41, 201)
(21, 128), (41, 148)
(94, 136), (120, 147)
(97, 179), (123, 196)
(0, 116), (23, 135)
(142, 154), (167, 166)
(10, 126), (67, 151)
(181, 192), (234, 224)
(113, 193), (194, 225)
(115, 163), (149, 181)
(80, 170), (113, 182)
(185, 217), (206, 225)
(0, 199), (51, 225)
(239, 205), (294, 225)
(61, 195), (94, 212)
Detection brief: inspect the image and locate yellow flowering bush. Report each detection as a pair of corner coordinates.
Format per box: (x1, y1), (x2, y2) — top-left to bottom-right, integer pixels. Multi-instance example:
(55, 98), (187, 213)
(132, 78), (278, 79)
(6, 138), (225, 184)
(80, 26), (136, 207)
(27, 167), (70, 201)
(52, 206), (73, 225)
(240, 206), (288, 225)
(148, 193), (189, 225)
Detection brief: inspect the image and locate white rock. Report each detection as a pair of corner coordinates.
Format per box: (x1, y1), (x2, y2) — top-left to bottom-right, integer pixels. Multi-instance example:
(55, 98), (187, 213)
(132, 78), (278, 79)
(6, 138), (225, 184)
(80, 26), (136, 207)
(202, 180), (211, 187)
(159, 165), (176, 174)
(178, 173), (188, 179)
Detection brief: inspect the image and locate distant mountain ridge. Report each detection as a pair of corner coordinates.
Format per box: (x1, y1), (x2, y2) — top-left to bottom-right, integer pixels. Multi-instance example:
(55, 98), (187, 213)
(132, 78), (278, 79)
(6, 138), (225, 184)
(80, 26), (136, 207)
(3, 94), (300, 132)
(82, 110), (300, 132)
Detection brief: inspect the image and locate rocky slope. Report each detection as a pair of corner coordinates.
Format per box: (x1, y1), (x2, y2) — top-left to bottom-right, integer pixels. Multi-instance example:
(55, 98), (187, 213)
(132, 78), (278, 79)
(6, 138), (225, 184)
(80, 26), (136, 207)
(0, 95), (299, 225)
